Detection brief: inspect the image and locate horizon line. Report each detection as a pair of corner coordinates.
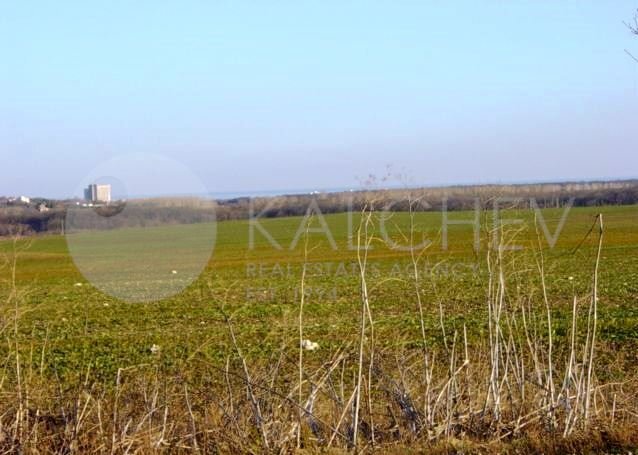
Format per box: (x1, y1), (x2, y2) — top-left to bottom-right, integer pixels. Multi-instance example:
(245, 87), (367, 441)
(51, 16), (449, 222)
(3, 176), (637, 202)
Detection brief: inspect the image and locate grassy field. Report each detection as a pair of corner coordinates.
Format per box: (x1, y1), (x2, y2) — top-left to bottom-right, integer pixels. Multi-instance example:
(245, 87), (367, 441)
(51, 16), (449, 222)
(1, 203), (637, 452)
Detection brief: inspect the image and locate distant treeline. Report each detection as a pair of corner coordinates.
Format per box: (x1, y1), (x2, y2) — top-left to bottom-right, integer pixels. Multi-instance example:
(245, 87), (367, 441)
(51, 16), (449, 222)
(1, 180), (637, 236)
(0, 207), (66, 237)
(215, 180), (638, 220)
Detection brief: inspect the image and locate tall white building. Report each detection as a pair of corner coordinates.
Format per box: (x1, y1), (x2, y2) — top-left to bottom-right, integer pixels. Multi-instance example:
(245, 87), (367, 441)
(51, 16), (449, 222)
(84, 184), (111, 203)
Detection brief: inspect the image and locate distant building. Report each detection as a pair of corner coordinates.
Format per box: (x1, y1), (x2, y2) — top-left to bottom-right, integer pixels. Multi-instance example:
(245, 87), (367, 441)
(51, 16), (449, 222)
(37, 203), (49, 212)
(84, 184), (111, 203)
(19, 195), (30, 204)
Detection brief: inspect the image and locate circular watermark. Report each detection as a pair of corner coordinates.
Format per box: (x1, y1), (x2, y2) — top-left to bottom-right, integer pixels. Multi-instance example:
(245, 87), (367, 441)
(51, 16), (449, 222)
(65, 153), (216, 302)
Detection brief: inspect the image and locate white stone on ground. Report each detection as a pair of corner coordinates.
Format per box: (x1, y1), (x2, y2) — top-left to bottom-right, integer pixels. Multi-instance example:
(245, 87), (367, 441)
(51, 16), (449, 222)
(301, 339), (319, 351)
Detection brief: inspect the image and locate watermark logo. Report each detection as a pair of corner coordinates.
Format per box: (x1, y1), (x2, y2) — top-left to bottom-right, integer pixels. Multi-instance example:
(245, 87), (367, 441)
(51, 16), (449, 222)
(65, 153), (216, 303)
(247, 195), (574, 253)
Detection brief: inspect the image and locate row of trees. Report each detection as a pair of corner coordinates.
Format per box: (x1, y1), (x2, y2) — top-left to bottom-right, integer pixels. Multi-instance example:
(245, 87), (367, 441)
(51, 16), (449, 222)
(215, 180), (638, 221)
(2, 180), (636, 236)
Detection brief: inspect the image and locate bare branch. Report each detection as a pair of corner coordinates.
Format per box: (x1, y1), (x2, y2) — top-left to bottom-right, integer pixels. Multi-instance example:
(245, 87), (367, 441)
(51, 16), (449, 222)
(624, 9), (638, 35)
(625, 49), (638, 63)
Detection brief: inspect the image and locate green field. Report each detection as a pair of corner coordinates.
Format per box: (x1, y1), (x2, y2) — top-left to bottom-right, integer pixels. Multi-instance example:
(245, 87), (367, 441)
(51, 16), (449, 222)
(1, 203), (638, 452)
(2, 204), (637, 380)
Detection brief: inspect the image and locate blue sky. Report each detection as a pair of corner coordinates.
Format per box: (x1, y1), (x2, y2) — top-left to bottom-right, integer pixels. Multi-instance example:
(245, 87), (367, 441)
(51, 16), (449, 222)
(2, 1), (638, 198)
